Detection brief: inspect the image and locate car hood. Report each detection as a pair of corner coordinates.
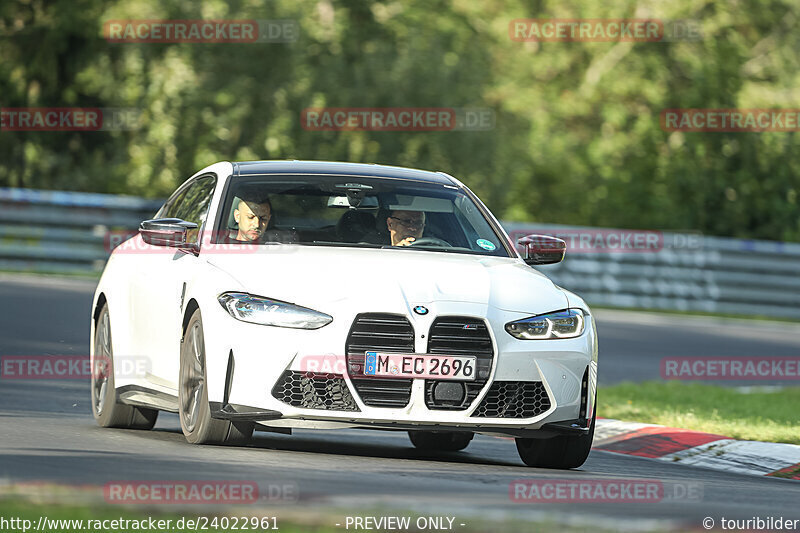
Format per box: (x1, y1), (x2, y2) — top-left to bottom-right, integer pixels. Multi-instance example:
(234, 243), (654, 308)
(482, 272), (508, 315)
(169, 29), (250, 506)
(205, 246), (567, 315)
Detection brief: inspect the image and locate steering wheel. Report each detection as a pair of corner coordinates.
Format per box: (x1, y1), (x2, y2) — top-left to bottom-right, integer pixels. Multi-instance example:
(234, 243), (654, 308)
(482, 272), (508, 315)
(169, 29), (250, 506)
(408, 237), (453, 248)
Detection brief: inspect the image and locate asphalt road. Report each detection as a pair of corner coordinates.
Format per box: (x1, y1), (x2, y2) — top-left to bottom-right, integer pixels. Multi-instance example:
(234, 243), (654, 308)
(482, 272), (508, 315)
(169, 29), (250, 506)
(1, 274), (799, 531)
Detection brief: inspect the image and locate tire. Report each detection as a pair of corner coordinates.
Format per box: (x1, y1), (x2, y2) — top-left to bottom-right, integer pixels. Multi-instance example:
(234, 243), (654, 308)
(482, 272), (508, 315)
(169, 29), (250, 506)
(91, 303), (158, 429)
(515, 405), (596, 469)
(408, 430), (474, 452)
(179, 309), (253, 445)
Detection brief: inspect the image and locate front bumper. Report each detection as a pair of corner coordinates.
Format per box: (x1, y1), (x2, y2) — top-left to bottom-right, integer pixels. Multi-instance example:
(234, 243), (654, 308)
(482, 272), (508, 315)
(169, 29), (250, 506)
(201, 300), (598, 435)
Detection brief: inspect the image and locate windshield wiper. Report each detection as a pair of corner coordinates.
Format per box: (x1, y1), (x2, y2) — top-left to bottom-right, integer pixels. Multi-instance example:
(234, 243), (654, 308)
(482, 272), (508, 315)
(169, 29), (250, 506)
(307, 241), (383, 249)
(381, 245), (477, 254)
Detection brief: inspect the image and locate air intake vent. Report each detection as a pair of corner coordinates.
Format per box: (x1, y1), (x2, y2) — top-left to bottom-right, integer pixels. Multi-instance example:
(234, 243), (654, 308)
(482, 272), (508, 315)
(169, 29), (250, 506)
(579, 366), (589, 425)
(425, 317), (494, 410)
(271, 371), (359, 411)
(346, 313), (414, 408)
(471, 381), (550, 418)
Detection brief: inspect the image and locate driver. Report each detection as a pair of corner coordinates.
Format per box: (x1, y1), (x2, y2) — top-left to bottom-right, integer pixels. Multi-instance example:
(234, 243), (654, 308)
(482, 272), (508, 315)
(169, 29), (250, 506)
(387, 210), (425, 246)
(232, 193), (272, 242)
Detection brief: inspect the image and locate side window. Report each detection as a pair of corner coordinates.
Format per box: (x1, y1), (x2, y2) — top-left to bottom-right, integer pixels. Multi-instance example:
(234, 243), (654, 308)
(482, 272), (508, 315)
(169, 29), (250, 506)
(158, 187), (189, 219)
(158, 176), (217, 244)
(173, 176), (216, 226)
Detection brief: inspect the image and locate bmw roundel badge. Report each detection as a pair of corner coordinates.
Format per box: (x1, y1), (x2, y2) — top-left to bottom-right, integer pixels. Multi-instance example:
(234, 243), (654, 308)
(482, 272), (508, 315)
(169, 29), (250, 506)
(413, 305), (429, 315)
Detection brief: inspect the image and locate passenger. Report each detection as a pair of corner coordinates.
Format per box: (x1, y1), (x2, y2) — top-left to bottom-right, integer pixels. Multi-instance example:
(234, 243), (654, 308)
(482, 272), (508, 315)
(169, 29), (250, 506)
(232, 193), (272, 242)
(386, 210), (425, 246)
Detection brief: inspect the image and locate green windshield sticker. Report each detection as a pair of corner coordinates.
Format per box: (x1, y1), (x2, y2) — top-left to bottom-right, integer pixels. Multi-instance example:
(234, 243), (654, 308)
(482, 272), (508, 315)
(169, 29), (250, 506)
(476, 239), (496, 251)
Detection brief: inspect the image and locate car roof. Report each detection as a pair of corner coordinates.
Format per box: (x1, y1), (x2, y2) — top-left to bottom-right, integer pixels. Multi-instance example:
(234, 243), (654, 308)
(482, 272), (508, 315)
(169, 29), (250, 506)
(231, 160), (457, 185)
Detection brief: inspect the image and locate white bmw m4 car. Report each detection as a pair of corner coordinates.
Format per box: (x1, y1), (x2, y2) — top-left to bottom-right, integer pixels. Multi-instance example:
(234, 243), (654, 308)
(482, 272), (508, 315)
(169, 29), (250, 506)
(91, 160), (598, 469)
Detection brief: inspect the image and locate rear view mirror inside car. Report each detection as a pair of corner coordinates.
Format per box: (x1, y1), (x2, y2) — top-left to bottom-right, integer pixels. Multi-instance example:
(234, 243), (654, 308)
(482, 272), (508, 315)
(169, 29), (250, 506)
(327, 195), (379, 208)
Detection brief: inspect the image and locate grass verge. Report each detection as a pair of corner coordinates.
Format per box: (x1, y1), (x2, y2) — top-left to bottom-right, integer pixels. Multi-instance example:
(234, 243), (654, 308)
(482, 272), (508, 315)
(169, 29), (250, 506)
(598, 381), (800, 444)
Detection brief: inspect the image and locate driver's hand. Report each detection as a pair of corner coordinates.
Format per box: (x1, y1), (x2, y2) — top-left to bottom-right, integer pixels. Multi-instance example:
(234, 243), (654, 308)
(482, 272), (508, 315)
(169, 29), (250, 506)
(396, 237), (416, 246)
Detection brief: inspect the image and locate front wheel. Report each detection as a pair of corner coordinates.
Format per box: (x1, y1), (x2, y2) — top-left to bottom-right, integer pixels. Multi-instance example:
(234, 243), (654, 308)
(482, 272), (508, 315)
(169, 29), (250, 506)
(515, 406), (596, 469)
(408, 430), (474, 452)
(179, 309), (253, 445)
(91, 303), (158, 429)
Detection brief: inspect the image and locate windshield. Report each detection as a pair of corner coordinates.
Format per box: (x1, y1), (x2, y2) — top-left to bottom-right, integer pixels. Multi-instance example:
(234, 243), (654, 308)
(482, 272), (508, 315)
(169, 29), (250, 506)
(215, 175), (511, 257)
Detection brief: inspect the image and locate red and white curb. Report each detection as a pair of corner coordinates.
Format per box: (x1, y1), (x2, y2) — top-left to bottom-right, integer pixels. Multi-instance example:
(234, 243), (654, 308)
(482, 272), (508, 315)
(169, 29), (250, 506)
(593, 418), (800, 479)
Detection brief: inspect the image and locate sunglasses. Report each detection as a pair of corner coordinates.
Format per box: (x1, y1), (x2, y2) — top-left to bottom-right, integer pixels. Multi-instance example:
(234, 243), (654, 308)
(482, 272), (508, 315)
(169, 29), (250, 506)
(389, 216), (425, 230)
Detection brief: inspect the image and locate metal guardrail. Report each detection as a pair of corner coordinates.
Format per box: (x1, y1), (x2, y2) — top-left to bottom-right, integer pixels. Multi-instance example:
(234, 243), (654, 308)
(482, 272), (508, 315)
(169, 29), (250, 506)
(504, 223), (800, 320)
(1, 188), (798, 319)
(0, 188), (161, 274)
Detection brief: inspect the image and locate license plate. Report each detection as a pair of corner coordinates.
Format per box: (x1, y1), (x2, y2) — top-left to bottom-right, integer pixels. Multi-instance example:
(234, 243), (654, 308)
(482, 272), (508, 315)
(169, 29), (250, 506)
(363, 352), (476, 381)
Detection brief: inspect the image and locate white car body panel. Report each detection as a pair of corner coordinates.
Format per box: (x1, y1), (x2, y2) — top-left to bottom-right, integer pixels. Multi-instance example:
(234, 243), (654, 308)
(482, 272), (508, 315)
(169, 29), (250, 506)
(91, 161), (597, 437)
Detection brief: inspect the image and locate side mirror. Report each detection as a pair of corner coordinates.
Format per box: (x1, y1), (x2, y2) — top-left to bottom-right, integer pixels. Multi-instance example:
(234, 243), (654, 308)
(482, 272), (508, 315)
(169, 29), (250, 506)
(140, 218), (198, 248)
(518, 234), (566, 265)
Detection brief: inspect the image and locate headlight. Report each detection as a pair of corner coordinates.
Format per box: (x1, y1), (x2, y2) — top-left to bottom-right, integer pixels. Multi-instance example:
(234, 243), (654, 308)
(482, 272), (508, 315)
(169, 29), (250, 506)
(218, 292), (333, 329)
(505, 309), (585, 340)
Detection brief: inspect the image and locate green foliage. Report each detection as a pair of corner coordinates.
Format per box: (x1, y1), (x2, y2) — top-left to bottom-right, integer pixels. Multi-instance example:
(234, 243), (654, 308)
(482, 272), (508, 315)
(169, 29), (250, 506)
(1, 0), (798, 240)
(599, 381), (800, 444)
